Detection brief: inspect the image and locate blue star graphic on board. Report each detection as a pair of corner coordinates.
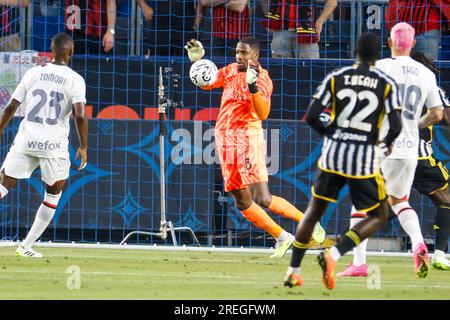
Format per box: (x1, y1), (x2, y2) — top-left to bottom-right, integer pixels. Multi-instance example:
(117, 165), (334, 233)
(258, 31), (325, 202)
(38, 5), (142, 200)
(24, 146), (115, 225)
(177, 205), (208, 231)
(279, 122), (293, 141)
(120, 122), (203, 182)
(111, 190), (146, 226)
(274, 141), (323, 195)
(84, 218), (96, 229)
(117, 124), (164, 181)
(98, 121), (114, 135)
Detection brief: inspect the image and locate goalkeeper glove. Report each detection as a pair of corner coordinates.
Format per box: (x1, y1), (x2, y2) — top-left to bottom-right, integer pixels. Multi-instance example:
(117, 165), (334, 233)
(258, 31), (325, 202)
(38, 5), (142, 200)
(246, 60), (259, 94)
(184, 39), (205, 62)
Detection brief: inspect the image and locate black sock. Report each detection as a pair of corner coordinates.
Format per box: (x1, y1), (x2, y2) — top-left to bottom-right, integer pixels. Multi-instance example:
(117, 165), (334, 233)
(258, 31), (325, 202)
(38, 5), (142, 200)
(290, 240), (308, 268)
(435, 204), (450, 252)
(336, 230), (362, 256)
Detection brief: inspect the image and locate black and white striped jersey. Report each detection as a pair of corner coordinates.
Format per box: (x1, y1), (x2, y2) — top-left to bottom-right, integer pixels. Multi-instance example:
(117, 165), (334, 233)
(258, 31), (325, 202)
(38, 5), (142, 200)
(309, 63), (402, 178)
(418, 86), (450, 158)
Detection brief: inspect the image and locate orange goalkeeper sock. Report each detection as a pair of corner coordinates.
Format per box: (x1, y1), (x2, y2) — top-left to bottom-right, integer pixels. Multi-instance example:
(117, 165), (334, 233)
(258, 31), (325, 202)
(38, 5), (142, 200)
(268, 195), (304, 222)
(241, 202), (283, 238)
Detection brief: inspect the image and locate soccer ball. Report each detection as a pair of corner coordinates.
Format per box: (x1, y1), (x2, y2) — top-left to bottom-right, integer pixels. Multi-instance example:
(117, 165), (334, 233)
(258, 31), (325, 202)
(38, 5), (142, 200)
(189, 59), (218, 87)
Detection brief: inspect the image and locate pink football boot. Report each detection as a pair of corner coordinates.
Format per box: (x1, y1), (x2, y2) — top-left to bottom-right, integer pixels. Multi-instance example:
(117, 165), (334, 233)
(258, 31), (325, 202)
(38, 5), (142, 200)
(337, 263), (368, 277)
(413, 243), (430, 278)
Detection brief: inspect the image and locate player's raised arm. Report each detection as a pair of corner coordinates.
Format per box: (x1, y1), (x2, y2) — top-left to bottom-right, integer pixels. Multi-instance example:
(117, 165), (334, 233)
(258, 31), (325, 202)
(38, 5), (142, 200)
(73, 102), (88, 171)
(247, 60), (271, 120)
(185, 39), (205, 63)
(185, 39), (224, 90)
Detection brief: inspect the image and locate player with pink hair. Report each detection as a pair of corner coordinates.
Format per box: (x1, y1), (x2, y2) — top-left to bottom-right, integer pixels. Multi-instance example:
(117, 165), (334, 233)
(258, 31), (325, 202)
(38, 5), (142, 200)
(339, 22), (444, 278)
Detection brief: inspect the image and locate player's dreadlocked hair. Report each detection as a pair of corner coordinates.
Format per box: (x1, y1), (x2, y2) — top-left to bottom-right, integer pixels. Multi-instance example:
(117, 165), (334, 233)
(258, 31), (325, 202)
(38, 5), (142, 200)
(411, 50), (440, 74)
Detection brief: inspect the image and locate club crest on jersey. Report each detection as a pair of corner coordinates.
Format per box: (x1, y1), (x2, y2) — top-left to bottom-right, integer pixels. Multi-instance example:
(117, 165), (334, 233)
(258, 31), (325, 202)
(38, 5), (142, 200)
(224, 89), (247, 103)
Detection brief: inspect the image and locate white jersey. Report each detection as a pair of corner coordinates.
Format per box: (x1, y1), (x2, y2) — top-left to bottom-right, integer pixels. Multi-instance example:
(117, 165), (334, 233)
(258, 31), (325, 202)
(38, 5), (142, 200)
(376, 56), (443, 159)
(10, 63), (86, 158)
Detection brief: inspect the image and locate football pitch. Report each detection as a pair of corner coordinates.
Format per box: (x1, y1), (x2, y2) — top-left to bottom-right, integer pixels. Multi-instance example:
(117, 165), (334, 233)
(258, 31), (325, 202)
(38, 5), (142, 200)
(0, 246), (448, 300)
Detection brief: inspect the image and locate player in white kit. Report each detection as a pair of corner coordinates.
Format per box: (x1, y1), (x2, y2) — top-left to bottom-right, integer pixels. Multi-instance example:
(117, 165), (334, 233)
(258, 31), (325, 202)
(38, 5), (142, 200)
(339, 23), (443, 278)
(338, 52), (450, 277)
(0, 33), (88, 257)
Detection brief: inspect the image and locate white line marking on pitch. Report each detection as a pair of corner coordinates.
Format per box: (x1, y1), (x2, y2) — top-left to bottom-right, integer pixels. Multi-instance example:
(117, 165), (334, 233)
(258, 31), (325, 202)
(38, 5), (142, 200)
(1, 269), (449, 289)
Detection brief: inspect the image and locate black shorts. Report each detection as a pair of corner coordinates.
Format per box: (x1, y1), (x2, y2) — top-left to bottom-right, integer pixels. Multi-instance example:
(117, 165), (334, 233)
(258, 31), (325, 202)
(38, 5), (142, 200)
(413, 156), (449, 195)
(312, 168), (387, 212)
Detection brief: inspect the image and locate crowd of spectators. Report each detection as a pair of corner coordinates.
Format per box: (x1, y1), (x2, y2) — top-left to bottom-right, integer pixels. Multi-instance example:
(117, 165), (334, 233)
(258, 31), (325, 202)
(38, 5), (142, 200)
(1, 0), (449, 60)
(385, 0), (449, 61)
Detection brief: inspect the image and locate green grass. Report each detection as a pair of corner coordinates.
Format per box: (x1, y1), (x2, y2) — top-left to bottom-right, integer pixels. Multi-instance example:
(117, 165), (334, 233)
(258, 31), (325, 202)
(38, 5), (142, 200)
(0, 247), (448, 299)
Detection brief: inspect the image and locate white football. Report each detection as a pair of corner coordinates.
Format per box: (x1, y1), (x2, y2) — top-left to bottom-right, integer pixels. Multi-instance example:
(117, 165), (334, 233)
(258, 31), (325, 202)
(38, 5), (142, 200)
(189, 59), (218, 87)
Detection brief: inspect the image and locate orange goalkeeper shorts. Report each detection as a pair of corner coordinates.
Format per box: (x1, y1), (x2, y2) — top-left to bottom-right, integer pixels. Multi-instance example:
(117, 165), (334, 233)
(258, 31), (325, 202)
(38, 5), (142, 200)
(215, 128), (269, 192)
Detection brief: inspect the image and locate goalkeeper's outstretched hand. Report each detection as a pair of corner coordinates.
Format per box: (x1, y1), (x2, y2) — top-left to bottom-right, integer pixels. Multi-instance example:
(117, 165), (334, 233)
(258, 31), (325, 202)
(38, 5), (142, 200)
(184, 39), (205, 62)
(246, 60), (260, 93)
(246, 60), (259, 85)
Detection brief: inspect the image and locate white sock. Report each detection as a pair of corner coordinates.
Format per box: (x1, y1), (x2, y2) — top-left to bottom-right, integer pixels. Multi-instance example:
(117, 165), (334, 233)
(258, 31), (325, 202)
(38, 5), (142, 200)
(276, 230), (292, 242)
(0, 184), (8, 199)
(434, 250), (446, 259)
(287, 266), (301, 275)
(392, 202), (424, 251)
(22, 192), (62, 249)
(329, 247), (341, 262)
(349, 207), (368, 266)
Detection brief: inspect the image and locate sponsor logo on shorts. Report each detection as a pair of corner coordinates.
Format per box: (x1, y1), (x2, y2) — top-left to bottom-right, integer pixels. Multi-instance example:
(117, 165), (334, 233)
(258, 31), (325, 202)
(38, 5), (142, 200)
(27, 140), (61, 151)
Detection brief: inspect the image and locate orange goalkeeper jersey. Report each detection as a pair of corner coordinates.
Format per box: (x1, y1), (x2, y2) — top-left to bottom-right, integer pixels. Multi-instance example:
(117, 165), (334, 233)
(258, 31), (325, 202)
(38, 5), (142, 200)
(203, 63), (273, 132)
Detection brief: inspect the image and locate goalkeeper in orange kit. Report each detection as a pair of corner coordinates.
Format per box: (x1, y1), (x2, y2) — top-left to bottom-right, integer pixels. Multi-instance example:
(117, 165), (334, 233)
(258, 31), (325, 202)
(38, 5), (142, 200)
(185, 38), (327, 257)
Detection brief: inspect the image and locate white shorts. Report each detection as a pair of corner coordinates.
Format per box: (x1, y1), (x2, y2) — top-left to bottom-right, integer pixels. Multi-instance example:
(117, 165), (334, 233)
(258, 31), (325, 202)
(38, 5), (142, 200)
(0, 149), (70, 186)
(380, 158), (418, 200)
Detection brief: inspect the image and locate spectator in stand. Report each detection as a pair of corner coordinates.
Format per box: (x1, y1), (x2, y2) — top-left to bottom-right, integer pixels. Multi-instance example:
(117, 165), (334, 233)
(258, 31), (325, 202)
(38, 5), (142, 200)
(119, 0), (153, 21)
(0, 0), (29, 52)
(195, 0), (250, 57)
(261, 0), (337, 59)
(65, 0), (116, 54)
(386, 0), (449, 61)
(144, 1), (195, 56)
(136, 0), (154, 22)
